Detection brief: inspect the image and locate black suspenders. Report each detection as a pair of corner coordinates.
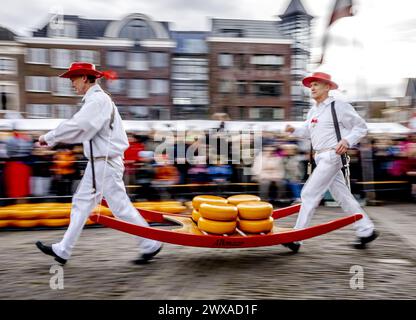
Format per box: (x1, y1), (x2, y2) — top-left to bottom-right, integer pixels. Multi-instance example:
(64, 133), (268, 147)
(330, 101), (351, 188)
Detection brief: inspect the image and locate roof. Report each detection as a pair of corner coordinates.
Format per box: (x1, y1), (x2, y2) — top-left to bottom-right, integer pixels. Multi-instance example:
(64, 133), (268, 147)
(211, 18), (288, 39)
(0, 26), (16, 41)
(33, 15), (112, 39)
(279, 0), (313, 19)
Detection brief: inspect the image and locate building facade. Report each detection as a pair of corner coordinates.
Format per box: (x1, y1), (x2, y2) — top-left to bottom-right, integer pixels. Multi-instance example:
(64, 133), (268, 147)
(208, 18), (292, 120)
(4, 1), (314, 121)
(18, 13), (174, 120)
(0, 26), (25, 117)
(171, 31), (209, 119)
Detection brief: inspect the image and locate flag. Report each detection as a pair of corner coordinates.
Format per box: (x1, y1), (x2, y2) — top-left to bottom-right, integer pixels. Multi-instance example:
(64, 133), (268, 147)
(319, 0), (354, 65)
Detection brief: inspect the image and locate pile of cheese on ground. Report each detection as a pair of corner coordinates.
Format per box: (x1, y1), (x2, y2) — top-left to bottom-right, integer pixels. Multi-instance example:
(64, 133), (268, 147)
(0, 201), (187, 228)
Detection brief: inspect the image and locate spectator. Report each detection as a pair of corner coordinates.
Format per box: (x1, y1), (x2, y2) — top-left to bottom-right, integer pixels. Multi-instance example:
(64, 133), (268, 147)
(4, 131), (33, 201)
(124, 134), (144, 186)
(51, 147), (75, 199)
(281, 144), (303, 203)
(30, 141), (54, 198)
(187, 155), (210, 184)
(251, 145), (285, 203)
(136, 151), (157, 201)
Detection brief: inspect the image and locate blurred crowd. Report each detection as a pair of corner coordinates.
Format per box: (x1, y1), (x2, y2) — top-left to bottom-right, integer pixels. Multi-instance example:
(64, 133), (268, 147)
(0, 128), (415, 205)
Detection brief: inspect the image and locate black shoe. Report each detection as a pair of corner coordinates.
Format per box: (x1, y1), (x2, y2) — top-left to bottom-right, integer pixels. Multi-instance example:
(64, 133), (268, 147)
(282, 242), (301, 253)
(132, 245), (163, 265)
(36, 241), (67, 265)
(353, 230), (379, 249)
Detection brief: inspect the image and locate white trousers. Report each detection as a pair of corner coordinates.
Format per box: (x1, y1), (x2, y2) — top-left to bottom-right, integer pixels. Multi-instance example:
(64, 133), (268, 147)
(294, 150), (374, 239)
(52, 157), (161, 260)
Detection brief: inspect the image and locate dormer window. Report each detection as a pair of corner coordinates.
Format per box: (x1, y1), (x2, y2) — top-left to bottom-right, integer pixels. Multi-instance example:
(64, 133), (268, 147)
(220, 28), (244, 37)
(48, 20), (77, 38)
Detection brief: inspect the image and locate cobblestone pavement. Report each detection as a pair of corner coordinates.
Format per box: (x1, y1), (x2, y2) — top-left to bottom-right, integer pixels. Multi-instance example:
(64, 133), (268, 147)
(1, 203), (415, 299)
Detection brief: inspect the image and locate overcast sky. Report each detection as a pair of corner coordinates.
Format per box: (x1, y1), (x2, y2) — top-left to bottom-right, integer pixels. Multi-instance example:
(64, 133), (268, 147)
(1, 0), (415, 99)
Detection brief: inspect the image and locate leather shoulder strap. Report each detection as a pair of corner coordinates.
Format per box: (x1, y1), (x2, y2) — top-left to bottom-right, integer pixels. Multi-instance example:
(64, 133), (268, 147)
(330, 101), (342, 142)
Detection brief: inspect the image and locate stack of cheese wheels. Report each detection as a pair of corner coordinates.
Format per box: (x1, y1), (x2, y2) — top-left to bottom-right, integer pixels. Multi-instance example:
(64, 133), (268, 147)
(227, 194), (261, 205)
(191, 195), (228, 223)
(191, 195), (237, 235)
(236, 201), (274, 234)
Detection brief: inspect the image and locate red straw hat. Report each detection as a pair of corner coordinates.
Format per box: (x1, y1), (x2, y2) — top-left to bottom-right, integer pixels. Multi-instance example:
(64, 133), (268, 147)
(59, 62), (103, 78)
(302, 72), (338, 90)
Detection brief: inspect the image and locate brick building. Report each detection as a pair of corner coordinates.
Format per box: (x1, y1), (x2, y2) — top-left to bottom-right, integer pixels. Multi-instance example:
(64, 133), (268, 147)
(207, 18), (292, 120)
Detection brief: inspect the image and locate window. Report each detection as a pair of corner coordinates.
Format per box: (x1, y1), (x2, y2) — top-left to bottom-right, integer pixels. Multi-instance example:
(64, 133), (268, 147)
(106, 79), (126, 95)
(77, 50), (99, 65)
(129, 106), (149, 119)
(273, 108), (285, 120)
(119, 20), (154, 41)
(220, 28), (244, 37)
(253, 82), (283, 97)
(128, 79), (148, 99)
(150, 52), (169, 68)
(128, 106), (169, 120)
(237, 81), (248, 95)
(249, 108), (260, 119)
(127, 52), (148, 71)
(292, 85), (302, 96)
(182, 39), (207, 54)
(0, 58), (17, 73)
(219, 80), (233, 94)
(250, 55), (284, 68)
(27, 104), (51, 118)
(249, 107), (285, 120)
(53, 77), (73, 96)
(235, 54), (245, 69)
(25, 48), (48, 64)
(48, 21), (77, 38)
(26, 76), (49, 92)
(218, 54), (233, 68)
(55, 104), (75, 119)
(171, 58), (208, 81)
(150, 79), (169, 95)
(172, 83), (209, 105)
(107, 51), (126, 68)
(51, 49), (72, 69)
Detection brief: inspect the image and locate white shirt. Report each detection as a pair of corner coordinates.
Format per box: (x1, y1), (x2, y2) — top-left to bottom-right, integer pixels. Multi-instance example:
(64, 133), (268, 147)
(44, 84), (129, 159)
(293, 97), (368, 150)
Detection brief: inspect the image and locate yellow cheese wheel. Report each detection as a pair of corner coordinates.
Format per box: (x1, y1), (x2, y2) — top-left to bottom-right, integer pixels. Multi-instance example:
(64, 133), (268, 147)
(155, 206), (187, 214)
(191, 209), (201, 222)
(0, 220), (12, 228)
(39, 219), (70, 227)
(237, 201), (273, 220)
(227, 194), (261, 205)
(86, 219), (97, 225)
(38, 209), (71, 219)
(198, 217), (237, 235)
(199, 203), (238, 221)
(192, 195), (228, 210)
(184, 201), (193, 209)
(0, 211), (12, 219)
(10, 210), (43, 220)
(11, 220), (39, 228)
(238, 217), (274, 233)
